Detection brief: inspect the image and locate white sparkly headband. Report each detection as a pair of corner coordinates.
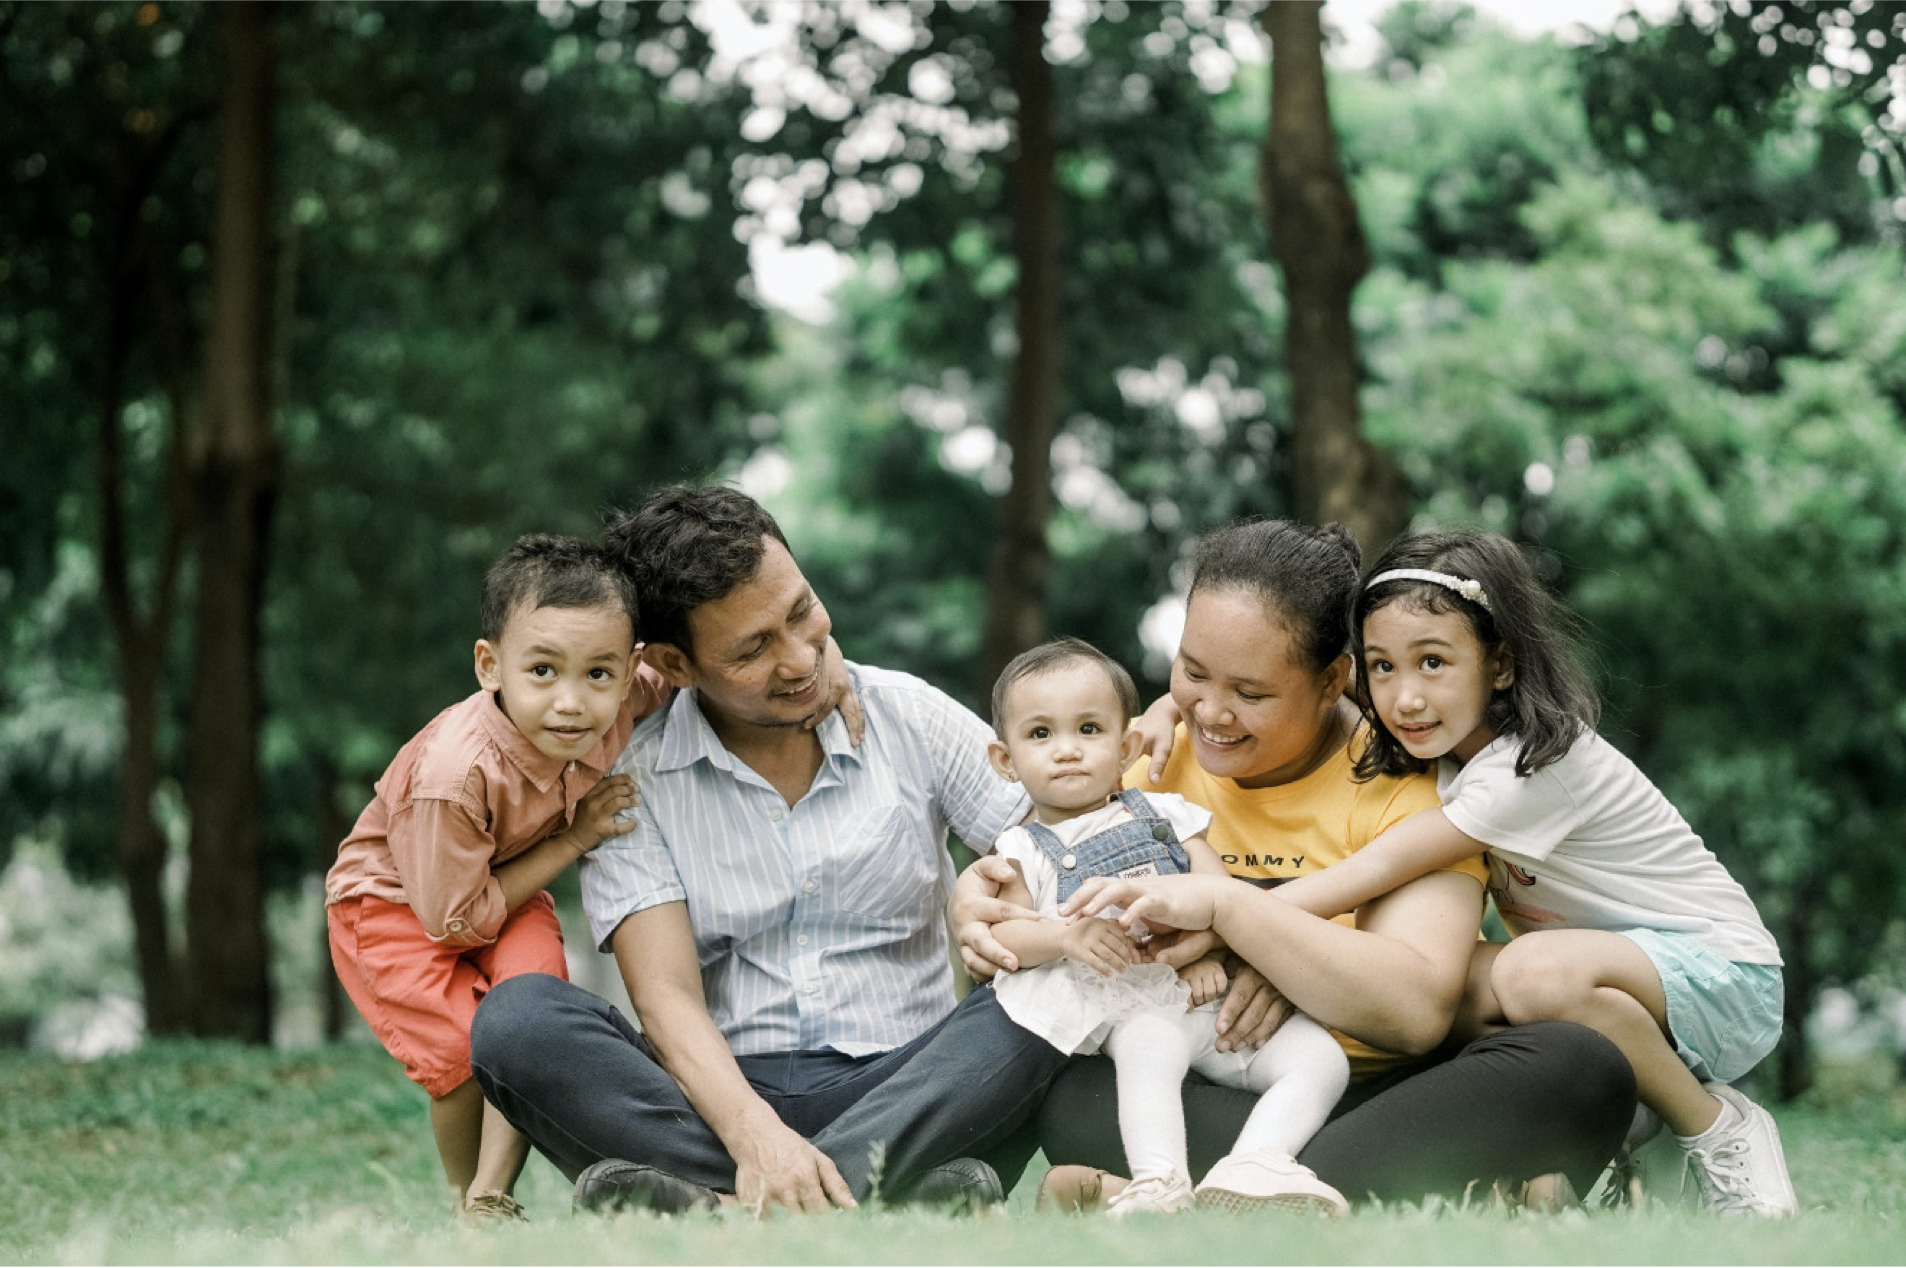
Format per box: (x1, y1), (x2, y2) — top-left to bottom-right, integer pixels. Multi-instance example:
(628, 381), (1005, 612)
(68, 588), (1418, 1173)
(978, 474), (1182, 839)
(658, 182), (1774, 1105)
(1366, 568), (1492, 612)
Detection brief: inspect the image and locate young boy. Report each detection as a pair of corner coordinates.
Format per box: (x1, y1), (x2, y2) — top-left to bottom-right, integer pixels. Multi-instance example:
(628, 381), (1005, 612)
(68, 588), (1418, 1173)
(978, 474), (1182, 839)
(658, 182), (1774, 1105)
(326, 534), (665, 1221)
(983, 638), (1350, 1216)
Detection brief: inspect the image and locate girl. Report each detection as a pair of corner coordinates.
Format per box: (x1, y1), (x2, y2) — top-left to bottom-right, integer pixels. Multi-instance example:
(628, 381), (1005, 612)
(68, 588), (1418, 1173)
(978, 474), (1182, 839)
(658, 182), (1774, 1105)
(1267, 529), (1795, 1216)
(984, 638), (1351, 1217)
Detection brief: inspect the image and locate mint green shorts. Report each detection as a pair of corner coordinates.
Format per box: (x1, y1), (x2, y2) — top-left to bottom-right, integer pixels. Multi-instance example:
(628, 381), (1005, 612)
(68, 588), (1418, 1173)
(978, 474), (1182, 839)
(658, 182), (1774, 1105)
(1619, 927), (1783, 1084)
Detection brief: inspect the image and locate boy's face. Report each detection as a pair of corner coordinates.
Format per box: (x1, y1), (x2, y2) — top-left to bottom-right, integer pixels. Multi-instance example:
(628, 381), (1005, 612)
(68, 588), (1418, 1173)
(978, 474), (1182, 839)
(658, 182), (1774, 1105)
(988, 660), (1142, 825)
(475, 601), (637, 762)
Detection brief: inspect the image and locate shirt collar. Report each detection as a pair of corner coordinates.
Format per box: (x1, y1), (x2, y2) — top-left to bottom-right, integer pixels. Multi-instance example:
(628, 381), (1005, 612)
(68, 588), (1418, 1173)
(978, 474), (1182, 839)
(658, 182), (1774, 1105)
(653, 684), (867, 777)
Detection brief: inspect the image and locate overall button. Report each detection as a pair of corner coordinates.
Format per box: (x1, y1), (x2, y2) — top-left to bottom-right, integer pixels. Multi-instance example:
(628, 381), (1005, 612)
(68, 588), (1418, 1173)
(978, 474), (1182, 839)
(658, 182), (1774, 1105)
(1152, 823), (1171, 841)
(1061, 853), (1077, 870)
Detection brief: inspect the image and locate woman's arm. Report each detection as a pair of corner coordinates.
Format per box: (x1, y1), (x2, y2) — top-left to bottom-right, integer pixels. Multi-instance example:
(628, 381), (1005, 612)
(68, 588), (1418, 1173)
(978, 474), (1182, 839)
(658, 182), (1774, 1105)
(1068, 867), (1484, 1056)
(1271, 808), (1485, 921)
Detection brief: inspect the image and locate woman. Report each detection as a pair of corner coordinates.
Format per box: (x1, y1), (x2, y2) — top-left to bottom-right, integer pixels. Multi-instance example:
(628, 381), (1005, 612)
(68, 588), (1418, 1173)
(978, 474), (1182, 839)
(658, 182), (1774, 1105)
(956, 519), (1636, 1207)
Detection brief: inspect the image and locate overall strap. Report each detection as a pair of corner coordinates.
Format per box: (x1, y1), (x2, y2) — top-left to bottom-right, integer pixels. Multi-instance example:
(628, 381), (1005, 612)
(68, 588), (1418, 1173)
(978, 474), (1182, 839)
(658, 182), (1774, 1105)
(1025, 818), (1070, 874)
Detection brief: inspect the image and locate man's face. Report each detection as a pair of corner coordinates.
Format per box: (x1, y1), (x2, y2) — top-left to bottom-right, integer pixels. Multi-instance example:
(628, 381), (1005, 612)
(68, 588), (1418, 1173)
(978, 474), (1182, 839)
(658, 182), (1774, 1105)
(657, 537), (833, 734)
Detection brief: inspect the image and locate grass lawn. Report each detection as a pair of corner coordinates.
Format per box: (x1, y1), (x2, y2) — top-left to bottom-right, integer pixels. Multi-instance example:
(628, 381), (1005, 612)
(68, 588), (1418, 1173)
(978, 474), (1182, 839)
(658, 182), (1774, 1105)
(5, 1040), (1904, 1265)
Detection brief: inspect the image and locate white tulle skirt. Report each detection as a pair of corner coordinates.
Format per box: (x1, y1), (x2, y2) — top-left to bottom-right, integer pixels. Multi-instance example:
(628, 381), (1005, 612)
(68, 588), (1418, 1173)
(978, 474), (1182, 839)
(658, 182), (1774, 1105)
(994, 959), (1194, 1056)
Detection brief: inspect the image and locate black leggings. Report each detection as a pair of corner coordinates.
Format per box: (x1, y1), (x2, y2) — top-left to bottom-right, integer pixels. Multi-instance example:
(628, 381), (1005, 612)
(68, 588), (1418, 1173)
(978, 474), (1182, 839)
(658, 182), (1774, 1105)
(1038, 1021), (1636, 1204)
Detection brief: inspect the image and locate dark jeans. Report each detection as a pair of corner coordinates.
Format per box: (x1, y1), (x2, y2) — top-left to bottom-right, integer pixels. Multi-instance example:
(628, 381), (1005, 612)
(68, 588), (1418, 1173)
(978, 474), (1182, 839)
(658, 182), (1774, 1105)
(470, 974), (1067, 1200)
(1039, 1020), (1637, 1204)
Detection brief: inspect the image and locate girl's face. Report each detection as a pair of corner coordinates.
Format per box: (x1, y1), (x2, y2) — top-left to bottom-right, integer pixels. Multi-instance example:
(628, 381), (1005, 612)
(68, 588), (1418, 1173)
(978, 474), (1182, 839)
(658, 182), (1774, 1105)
(1361, 600), (1513, 765)
(1170, 587), (1351, 789)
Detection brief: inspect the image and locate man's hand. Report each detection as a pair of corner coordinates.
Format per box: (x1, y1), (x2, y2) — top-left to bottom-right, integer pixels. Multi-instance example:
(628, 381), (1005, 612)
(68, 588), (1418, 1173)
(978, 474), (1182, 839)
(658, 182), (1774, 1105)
(807, 636), (866, 747)
(1214, 960), (1294, 1053)
(1178, 955), (1228, 1007)
(1130, 694), (1184, 785)
(568, 774), (639, 853)
(1061, 916), (1141, 976)
(951, 856), (1038, 979)
(730, 1117), (858, 1215)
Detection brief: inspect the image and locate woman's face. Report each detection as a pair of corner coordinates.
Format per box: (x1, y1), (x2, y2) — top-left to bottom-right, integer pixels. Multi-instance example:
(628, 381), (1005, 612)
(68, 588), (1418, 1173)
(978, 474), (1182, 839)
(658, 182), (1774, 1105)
(1170, 586), (1350, 789)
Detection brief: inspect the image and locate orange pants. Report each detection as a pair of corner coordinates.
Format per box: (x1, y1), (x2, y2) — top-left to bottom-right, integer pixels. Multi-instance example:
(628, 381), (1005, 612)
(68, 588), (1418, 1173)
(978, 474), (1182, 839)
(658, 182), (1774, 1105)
(328, 892), (567, 1098)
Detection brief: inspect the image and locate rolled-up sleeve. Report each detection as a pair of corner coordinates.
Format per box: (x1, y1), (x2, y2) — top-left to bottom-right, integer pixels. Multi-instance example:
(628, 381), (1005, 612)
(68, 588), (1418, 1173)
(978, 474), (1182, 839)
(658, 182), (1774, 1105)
(385, 798), (508, 947)
(580, 784), (686, 952)
(909, 682), (1029, 851)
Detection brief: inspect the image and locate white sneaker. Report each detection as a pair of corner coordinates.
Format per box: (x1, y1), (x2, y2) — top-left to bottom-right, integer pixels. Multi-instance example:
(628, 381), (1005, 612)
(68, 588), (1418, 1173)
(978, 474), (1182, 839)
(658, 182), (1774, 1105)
(1194, 1149), (1350, 1217)
(1105, 1170), (1194, 1217)
(1681, 1083), (1798, 1217)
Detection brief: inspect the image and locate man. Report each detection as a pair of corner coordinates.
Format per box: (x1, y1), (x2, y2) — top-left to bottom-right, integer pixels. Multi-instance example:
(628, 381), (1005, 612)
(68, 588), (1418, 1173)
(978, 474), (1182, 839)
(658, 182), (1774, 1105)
(470, 485), (1065, 1214)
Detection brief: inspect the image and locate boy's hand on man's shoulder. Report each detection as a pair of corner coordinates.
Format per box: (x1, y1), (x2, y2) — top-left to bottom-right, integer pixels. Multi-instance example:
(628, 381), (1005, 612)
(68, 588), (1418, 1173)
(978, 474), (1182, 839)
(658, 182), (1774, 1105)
(569, 773), (639, 853)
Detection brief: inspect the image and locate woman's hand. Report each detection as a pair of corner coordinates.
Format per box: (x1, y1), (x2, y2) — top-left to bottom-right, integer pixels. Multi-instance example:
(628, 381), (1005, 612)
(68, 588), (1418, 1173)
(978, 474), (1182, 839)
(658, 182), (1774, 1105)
(1130, 693), (1184, 785)
(1141, 926), (1221, 971)
(1062, 873), (1228, 936)
(1214, 960), (1294, 1053)
(1062, 916), (1142, 976)
(951, 856), (1038, 978)
(808, 637), (866, 747)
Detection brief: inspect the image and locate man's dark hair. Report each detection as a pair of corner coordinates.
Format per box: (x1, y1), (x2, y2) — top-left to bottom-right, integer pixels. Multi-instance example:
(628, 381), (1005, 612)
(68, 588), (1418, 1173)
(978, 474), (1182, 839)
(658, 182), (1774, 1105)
(602, 484), (790, 653)
(990, 637), (1140, 735)
(479, 534), (637, 644)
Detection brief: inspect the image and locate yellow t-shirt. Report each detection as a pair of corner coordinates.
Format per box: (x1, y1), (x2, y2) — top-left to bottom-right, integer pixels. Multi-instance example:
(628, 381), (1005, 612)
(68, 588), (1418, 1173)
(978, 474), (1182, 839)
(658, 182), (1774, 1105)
(1126, 723), (1487, 1075)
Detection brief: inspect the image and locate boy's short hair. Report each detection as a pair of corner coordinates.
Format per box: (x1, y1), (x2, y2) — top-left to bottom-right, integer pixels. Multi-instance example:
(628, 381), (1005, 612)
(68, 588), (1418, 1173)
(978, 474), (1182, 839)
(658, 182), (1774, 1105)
(602, 484), (790, 654)
(479, 534), (637, 644)
(990, 637), (1140, 735)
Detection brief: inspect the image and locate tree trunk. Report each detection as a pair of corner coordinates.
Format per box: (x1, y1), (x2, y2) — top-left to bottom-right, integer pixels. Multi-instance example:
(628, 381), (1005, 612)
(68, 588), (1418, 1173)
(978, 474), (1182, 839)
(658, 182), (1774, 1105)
(980, 0), (1062, 694)
(184, 0), (280, 1042)
(97, 227), (189, 1035)
(1260, 1), (1408, 554)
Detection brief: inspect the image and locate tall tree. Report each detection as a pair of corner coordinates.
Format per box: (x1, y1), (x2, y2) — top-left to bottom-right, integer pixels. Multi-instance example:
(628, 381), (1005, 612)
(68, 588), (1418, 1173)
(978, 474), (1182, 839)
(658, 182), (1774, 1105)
(183, 0), (279, 1041)
(1261, 0), (1406, 550)
(979, 0), (1061, 690)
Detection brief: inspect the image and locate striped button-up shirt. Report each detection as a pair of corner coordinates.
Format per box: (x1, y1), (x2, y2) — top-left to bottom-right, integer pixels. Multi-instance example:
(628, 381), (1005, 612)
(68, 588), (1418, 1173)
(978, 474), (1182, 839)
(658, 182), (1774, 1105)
(581, 663), (1029, 1056)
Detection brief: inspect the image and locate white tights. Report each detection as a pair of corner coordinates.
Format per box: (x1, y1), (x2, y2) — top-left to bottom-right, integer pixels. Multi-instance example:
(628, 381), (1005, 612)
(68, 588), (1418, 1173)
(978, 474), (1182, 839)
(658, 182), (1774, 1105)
(1101, 1005), (1350, 1181)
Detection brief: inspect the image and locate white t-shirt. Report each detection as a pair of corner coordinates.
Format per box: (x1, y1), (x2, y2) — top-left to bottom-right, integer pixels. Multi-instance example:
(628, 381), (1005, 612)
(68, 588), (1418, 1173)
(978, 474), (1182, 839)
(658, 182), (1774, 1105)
(1439, 732), (1780, 966)
(996, 792), (1214, 915)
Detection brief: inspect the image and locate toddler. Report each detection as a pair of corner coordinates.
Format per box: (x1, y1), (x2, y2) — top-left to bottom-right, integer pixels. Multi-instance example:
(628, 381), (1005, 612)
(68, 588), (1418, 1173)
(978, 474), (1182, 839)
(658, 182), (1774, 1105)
(326, 534), (665, 1221)
(984, 638), (1350, 1217)
(1273, 530), (1796, 1216)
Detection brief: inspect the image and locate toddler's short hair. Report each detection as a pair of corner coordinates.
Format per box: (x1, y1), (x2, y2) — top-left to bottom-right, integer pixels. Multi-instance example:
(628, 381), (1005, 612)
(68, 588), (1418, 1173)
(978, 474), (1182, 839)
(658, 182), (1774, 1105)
(991, 637), (1140, 735)
(479, 534), (637, 645)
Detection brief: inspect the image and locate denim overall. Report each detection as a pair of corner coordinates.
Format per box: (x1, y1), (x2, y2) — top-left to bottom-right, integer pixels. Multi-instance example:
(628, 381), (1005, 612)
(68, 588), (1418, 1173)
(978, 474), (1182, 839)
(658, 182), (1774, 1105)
(1028, 788), (1191, 906)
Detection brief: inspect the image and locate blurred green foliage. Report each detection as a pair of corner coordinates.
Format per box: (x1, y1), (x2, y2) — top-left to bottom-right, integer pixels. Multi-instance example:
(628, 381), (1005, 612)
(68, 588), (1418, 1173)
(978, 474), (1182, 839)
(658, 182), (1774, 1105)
(2, 0), (1904, 1080)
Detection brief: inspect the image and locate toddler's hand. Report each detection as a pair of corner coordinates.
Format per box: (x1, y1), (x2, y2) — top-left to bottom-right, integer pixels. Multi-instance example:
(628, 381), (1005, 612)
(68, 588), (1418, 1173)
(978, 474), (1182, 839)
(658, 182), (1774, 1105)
(1062, 916), (1140, 977)
(1179, 956), (1228, 1007)
(569, 774), (638, 852)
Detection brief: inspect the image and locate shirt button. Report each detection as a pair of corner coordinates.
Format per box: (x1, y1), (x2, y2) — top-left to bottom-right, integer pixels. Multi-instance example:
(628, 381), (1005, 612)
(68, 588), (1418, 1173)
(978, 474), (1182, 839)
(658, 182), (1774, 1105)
(804, 880), (818, 894)
(804, 982), (819, 995)
(797, 935), (809, 947)
(770, 807), (786, 822)
(448, 920), (465, 932)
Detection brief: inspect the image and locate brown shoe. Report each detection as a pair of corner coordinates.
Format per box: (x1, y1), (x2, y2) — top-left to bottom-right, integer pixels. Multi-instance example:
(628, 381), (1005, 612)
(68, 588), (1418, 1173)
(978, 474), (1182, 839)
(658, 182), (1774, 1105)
(1036, 1164), (1126, 1213)
(463, 1191), (528, 1224)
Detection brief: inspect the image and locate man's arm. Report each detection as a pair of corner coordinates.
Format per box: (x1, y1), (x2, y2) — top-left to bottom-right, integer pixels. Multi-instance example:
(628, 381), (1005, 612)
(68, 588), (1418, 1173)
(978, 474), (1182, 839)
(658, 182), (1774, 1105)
(610, 902), (856, 1213)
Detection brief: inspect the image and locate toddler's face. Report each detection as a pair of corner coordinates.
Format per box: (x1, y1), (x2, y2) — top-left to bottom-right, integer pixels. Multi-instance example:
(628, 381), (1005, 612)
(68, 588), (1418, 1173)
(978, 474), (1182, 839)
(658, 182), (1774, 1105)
(990, 661), (1137, 825)
(475, 600), (637, 762)
(1361, 601), (1511, 765)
